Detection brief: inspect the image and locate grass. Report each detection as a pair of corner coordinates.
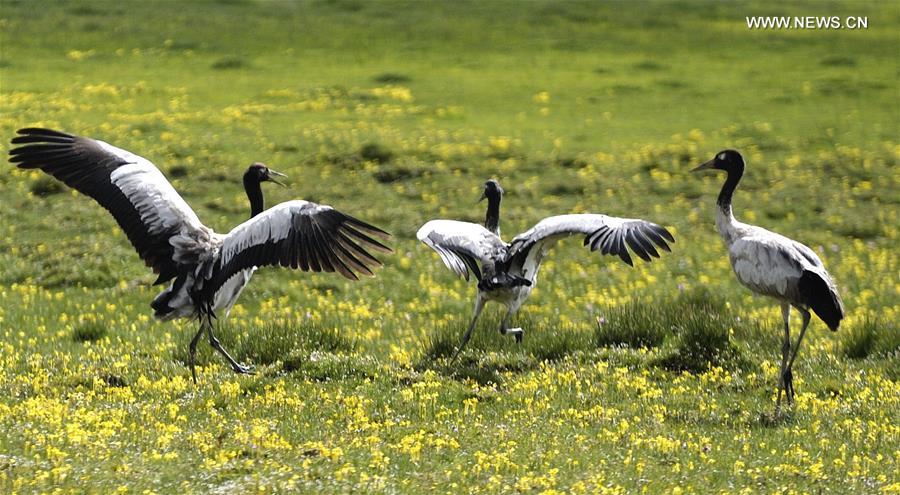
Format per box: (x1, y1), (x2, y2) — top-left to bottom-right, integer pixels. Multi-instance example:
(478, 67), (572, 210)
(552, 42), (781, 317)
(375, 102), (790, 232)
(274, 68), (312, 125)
(595, 289), (764, 371)
(171, 321), (357, 369)
(72, 321), (107, 343)
(653, 311), (748, 373)
(29, 175), (65, 196)
(0, 0), (898, 493)
(841, 316), (900, 360)
(359, 142), (394, 164)
(417, 316), (595, 385)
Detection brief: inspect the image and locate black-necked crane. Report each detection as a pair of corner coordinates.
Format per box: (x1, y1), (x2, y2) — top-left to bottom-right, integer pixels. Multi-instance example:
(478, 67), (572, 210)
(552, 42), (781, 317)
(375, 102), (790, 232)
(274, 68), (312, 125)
(417, 179), (674, 360)
(9, 128), (392, 382)
(693, 150), (844, 413)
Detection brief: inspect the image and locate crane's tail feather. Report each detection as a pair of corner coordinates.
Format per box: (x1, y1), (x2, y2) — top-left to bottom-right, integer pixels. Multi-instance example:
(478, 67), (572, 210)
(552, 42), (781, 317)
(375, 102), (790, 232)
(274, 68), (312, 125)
(150, 272), (190, 320)
(798, 270), (844, 331)
(151, 290), (177, 319)
(477, 272), (532, 291)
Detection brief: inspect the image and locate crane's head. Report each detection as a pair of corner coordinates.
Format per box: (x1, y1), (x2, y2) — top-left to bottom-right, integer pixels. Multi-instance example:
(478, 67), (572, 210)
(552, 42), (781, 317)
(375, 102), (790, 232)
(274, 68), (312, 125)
(692, 150), (744, 174)
(245, 162), (288, 187)
(479, 179), (504, 202)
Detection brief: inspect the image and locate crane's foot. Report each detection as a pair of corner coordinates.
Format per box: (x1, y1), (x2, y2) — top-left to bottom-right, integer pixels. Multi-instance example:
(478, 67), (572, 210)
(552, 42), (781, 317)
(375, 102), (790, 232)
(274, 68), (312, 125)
(783, 368), (795, 404)
(218, 351), (254, 375)
(771, 388), (793, 421)
(208, 334), (254, 376)
(502, 327), (524, 343)
(450, 330), (476, 364)
(768, 404), (790, 424)
(230, 362), (255, 375)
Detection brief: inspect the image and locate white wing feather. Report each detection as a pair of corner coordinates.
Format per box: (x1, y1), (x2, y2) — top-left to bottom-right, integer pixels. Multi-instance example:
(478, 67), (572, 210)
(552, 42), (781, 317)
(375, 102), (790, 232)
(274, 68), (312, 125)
(9, 128), (214, 278)
(508, 214), (674, 277)
(219, 201), (323, 266)
(103, 141), (207, 237)
(417, 220), (507, 281)
(214, 200), (389, 285)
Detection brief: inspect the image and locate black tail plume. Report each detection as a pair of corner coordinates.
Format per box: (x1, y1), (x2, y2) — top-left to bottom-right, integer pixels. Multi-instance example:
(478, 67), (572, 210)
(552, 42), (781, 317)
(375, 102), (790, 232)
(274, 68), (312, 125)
(478, 272), (532, 291)
(798, 270), (844, 331)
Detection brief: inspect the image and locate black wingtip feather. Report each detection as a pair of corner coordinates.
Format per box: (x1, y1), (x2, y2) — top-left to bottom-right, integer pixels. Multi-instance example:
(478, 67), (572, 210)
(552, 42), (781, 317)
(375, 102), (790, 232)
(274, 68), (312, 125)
(455, 250), (482, 282)
(341, 224), (393, 254)
(345, 215), (392, 241)
(9, 128), (184, 283)
(332, 240), (375, 277)
(652, 224), (675, 243)
(16, 127), (76, 138)
(642, 227), (672, 253)
(634, 229), (660, 258)
(625, 230), (652, 263)
(11, 135), (74, 145)
(612, 231), (632, 266)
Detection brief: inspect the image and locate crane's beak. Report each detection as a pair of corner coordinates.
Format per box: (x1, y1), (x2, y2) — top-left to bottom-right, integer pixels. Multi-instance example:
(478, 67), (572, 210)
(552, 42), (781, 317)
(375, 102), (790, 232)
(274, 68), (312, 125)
(691, 159), (716, 173)
(267, 169), (288, 187)
(478, 191), (487, 203)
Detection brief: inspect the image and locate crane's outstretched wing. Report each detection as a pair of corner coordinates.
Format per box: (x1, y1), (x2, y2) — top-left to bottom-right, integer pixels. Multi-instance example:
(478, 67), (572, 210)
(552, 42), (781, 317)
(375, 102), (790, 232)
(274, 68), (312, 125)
(416, 220), (507, 282)
(9, 127), (211, 284)
(508, 214), (674, 275)
(211, 200), (391, 292)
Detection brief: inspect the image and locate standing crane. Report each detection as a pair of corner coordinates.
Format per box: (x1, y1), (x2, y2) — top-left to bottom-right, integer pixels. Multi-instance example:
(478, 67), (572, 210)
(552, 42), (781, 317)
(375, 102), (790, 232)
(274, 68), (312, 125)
(693, 150), (844, 413)
(9, 128), (392, 382)
(417, 179), (674, 360)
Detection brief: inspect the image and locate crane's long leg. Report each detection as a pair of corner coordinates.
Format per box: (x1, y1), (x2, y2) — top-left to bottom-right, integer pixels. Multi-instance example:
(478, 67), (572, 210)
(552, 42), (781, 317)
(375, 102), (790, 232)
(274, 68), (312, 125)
(775, 303), (792, 415)
(451, 296), (486, 364)
(783, 308), (812, 404)
(188, 319), (206, 384)
(206, 313), (254, 374)
(499, 307), (524, 343)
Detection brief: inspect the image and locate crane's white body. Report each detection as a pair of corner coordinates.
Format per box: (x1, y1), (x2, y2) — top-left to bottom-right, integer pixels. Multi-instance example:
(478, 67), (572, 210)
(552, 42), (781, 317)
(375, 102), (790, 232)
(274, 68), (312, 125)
(156, 267), (257, 321)
(716, 206), (836, 308)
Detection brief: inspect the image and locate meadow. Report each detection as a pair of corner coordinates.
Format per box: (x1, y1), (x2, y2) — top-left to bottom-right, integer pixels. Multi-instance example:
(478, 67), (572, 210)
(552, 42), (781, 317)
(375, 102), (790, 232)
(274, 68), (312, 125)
(0, 0), (898, 493)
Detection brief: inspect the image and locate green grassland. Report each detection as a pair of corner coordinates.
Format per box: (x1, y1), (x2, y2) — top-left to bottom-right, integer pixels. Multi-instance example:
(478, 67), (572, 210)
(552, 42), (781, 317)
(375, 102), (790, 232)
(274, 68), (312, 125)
(0, 0), (898, 493)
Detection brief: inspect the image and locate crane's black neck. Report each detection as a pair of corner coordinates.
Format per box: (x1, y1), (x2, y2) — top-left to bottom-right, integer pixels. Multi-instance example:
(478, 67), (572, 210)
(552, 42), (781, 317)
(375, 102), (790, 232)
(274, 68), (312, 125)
(484, 193), (501, 235)
(243, 174), (264, 218)
(717, 163), (744, 213)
